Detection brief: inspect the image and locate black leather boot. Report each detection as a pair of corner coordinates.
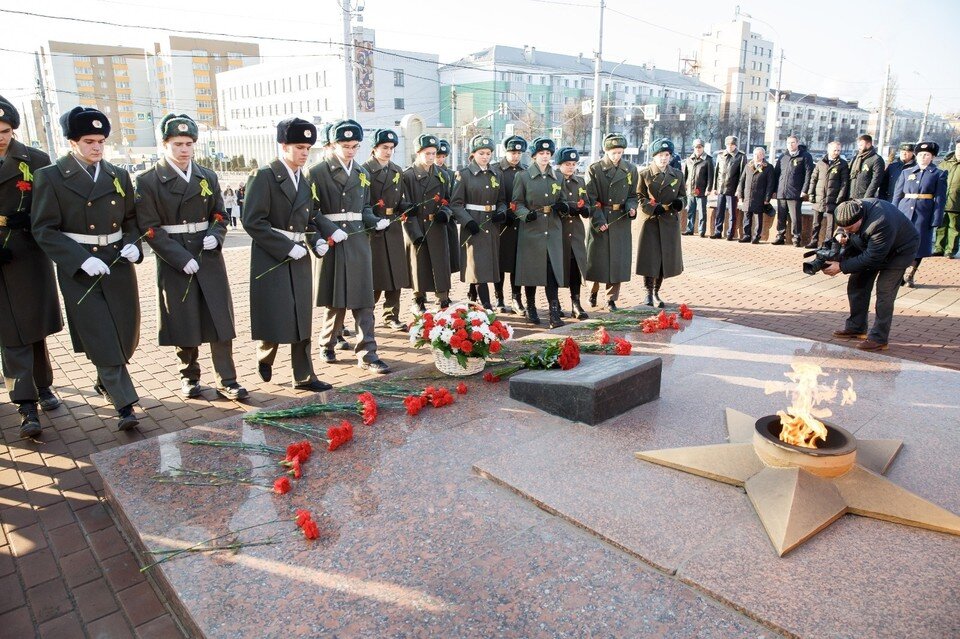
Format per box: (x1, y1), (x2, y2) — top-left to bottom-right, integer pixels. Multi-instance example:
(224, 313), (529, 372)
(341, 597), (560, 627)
(548, 299), (564, 328)
(653, 276), (665, 308)
(643, 277), (655, 306)
(525, 288), (540, 324)
(571, 297), (588, 319)
(18, 403), (41, 439)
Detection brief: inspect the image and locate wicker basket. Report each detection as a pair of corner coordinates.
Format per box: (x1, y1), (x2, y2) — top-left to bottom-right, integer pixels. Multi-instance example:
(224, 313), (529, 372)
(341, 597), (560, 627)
(433, 349), (486, 377)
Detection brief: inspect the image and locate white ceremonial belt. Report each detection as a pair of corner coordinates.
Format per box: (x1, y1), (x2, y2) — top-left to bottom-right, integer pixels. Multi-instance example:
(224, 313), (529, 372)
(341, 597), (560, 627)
(325, 212), (363, 222)
(272, 228), (305, 242)
(465, 204), (495, 212)
(161, 221), (209, 234)
(64, 231), (123, 246)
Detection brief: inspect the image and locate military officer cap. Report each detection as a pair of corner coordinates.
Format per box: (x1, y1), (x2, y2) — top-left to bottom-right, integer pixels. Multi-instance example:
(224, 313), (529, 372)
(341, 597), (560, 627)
(652, 138), (675, 157)
(835, 199), (865, 227)
(915, 141), (939, 156)
(331, 119), (363, 143)
(159, 113), (198, 141)
(416, 134), (439, 153)
(59, 106), (110, 140)
(530, 137), (556, 155)
(469, 134), (495, 153)
(556, 147), (579, 164)
(276, 117), (317, 145)
(372, 128), (398, 147)
(0, 95), (20, 129)
(603, 133), (627, 150)
(437, 139), (451, 156)
(503, 135), (527, 152)
(898, 142), (915, 153)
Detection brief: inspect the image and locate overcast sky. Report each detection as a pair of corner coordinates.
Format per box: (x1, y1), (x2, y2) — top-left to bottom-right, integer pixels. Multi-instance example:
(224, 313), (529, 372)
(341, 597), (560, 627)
(1, 0), (958, 115)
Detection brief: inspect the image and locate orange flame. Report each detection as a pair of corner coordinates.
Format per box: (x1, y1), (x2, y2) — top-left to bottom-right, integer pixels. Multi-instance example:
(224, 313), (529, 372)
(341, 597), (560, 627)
(765, 364), (856, 449)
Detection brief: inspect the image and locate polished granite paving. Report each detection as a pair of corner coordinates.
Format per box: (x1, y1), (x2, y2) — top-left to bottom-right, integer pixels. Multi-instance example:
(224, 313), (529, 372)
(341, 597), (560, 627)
(92, 317), (960, 638)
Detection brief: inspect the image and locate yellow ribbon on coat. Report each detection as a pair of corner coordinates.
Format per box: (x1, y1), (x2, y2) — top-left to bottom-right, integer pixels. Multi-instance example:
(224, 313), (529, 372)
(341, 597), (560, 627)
(199, 178), (213, 196)
(18, 162), (33, 182)
(113, 177), (125, 197)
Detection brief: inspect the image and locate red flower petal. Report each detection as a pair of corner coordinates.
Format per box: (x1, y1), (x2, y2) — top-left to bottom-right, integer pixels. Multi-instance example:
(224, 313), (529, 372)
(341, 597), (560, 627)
(273, 477), (291, 494)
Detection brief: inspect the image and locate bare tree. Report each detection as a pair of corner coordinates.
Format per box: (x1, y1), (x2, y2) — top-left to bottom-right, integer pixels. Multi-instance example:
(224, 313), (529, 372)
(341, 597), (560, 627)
(559, 103), (590, 149)
(515, 107), (544, 141)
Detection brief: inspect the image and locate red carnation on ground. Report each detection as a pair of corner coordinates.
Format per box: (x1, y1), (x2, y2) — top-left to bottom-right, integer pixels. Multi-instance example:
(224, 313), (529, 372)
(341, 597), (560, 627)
(285, 458), (302, 479)
(679, 303), (694, 321)
(301, 519), (320, 540)
(357, 392), (377, 425)
(596, 326), (611, 345)
(404, 394), (425, 415)
(16, 180), (31, 192)
(326, 420), (354, 451)
(483, 372), (502, 383)
(456, 382), (468, 394)
(614, 337), (632, 356)
(295, 509), (312, 527)
(273, 476), (291, 494)
(558, 337), (580, 370)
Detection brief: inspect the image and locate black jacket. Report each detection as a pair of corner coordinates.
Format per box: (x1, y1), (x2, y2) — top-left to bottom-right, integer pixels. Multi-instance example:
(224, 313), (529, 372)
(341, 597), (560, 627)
(683, 152), (715, 196)
(840, 198), (920, 274)
(714, 149), (746, 196)
(849, 147), (885, 199)
(809, 156), (850, 213)
(880, 159), (915, 201)
(773, 147), (814, 199)
(736, 160), (776, 214)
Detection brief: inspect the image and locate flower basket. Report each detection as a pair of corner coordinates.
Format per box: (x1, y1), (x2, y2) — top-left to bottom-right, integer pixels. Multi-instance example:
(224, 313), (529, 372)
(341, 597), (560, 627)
(433, 349), (486, 376)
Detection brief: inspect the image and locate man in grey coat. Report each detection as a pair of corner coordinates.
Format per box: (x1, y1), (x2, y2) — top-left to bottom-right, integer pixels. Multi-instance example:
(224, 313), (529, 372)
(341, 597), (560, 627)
(772, 135), (813, 246)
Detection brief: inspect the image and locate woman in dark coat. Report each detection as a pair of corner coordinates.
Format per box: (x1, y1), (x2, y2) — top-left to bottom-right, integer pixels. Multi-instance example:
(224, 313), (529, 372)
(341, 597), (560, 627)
(512, 137), (569, 327)
(735, 147), (776, 245)
(636, 138), (685, 307)
(893, 140), (948, 287)
(450, 134), (506, 311)
(556, 146), (591, 319)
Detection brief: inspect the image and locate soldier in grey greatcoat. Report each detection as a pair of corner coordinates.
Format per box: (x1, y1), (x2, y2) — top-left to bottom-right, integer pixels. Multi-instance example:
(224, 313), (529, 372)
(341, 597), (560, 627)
(555, 147), (592, 319)
(401, 134), (453, 312)
(309, 119), (390, 374)
(493, 135), (528, 314)
(242, 118), (331, 393)
(0, 96), (63, 438)
(450, 134), (506, 311)
(362, 128), (409, 330)
(637, 138), (686, 308)
(135, 114), (247, 401)
(436, 139), (459, 275)
(585, 133), (638, 311)
(33, 107), (143, 431)
(512, 137), (570, 327)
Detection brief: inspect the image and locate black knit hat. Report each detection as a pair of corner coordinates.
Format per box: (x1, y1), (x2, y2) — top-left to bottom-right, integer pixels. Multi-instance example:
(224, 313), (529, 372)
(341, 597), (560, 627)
(59, 106), (110, 140)
(530, 137), (555, 155)
(835, 200), (865, 227)
(503, 135), (527, 152)
(603, 133), (627, 150)
(276, 117), (317, 145)
(159, 113), (198, 141)
(371, 128), (398, 147)
(0, 95), (19, 129)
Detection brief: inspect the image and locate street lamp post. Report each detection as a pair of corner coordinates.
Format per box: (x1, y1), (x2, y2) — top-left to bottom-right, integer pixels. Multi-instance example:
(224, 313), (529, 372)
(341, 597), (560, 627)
(863, 36), (891, 152)
(603, 59), (628, 134)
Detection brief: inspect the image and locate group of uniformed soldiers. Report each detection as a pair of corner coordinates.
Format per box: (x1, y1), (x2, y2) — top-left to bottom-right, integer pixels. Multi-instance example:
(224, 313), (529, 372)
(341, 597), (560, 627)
(0, 92), (690, 438)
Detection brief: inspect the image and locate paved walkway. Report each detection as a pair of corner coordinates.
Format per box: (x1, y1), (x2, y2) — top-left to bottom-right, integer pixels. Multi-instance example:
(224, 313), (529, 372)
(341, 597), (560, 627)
(1, 231), (958, 637)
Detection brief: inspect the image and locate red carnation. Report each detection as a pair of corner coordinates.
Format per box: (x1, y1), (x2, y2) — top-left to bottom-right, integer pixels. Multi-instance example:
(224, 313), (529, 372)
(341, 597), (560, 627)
(15, 180), (31, 192)
(489, 340), (501, 354)
(273, 476), (291, 494)
(301, 519), (320, 540)
(213, 212), (226, 224)
(295, 509), (312, 527)
(558, 337), (580, 370)
(327, 420), (354, 451)
(509, 202), (517, 212)
(285, 458), (302, 479)
(404, 394), (424, 415)
(376, 198), (385, 208)
(456, 382), (468, 394)
(596, 326), (611, 345)
(471, 330), (483, 342)
(327, 237), (336, 246)
(679, 303), (694, 321)
(595, 201), (603, 209)
(145, 227), (157, 240)
(460, 340), (473, 353)
(614, 337), (632, 356)
(483, 372), (501, 383)
(433, 193), (441, 202)
(694, 188), (701, 197)
(576, 198), (585, 208)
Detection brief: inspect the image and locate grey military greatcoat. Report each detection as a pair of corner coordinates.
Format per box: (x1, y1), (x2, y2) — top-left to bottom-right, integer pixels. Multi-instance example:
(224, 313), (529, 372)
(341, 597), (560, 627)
(585, 157), (638, 283)
(362, 157), (409, 292)
(512, 164), (566, 286)
(450, 160), (505, 284)
(636, 162), (685, 278)
(401, 163), (452, 293)
(558, 172), (590, 282)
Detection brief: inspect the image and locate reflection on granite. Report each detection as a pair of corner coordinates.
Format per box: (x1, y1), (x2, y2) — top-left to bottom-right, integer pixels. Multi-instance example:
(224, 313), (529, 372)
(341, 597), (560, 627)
(92, 317), (959, 638)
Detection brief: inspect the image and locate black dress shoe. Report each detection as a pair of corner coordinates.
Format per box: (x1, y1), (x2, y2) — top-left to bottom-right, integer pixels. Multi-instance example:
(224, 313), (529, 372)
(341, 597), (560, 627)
(495, 299), (508, 314)
(588, 292), (598, 307)
(571, 300), (588, 320)
(384, 318), (405, 330)
(181, 380), (202, 399)
(726, 235), (736, 241)
(607, 300), (618, 312)
(738, 236), (751, 243)
(216, 383), (249, 400)
(751, 237), (760, 244)
(37, 388), (61, 411)
(294, 379), (334, 392)
(257, 363), (272, 382)
(682, 231), (693, 236)
(710, 233), (722, 239)
(93, 380), (113, 404)
(117, 405), (139, 431)
(322, 349), (336, 363)
(699, 232), (706, 237)
(804, 241), (819, 249)
(341, 327), (354, 337)
(358, 359), (391, 374)
(336, 335), (351, 351)
(771, 237), (785, 245)
(525, 307), (541, 325)
(18, 404), (41, 439)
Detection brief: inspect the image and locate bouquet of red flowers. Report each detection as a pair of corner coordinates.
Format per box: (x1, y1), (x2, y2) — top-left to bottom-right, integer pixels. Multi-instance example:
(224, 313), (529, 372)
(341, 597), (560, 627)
(409, 303), (513, 368)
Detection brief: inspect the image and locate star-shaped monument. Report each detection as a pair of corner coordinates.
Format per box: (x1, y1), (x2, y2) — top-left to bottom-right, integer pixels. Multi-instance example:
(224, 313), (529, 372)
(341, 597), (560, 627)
(635, 409), (960, 556)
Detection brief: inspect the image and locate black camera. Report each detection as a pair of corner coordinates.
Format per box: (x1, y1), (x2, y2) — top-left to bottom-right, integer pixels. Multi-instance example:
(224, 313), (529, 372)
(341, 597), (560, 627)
(802, 238), (844, 275)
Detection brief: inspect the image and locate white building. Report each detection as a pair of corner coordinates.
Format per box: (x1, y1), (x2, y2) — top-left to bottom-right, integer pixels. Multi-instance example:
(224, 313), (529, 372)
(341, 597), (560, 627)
(698, 16), (774, 123)
(765, 90), (870, 155)
(867, 108), (955, 152)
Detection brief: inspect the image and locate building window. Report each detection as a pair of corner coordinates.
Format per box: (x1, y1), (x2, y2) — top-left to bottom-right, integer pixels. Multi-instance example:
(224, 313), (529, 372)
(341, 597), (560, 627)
(394, 70), (404, 87)
(394, 98), (405, 110)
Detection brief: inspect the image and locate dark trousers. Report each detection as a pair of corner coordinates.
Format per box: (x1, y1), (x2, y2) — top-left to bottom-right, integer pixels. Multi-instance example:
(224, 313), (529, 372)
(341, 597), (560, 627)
(2, 340), (53, 403)
(568, 255), (582, 298)
(96, 364), (138, 410)
(525, 258), (560, 307)
(686, 196), (708, 235)
(810, 209), (835, 246)
(776, 199), (803, 243)
(175, 341), (237, 387)
(374, 289), (402, 324)
(743, 212), (764, 241)
(714, 195), (738, 237)
(258, 339), (315, 385)
(845, 258), (912, 345)
(320, 307), (377, 363)
(590, 281), (621, 302)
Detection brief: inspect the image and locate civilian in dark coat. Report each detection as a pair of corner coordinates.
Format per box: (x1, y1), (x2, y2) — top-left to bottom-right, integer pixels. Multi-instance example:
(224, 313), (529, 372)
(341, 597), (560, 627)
(880, 143), (915, 202)
(772, 136), (813, 246)
(823, 199), (919, 350)
(806, 141), (850, 248)
(736, 148), (776, 243)
(849, 134), (885, 199)
(712, 136), (746, 239)
(892, 141), (947, 287)
(682, 139), (714, 236)
(0, 97), (63, 438)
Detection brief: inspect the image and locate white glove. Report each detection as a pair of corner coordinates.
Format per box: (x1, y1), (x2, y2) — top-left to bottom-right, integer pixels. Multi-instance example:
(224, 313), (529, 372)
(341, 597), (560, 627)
(287, 244), (308, 260)
(331, 229), (348, 243)
(119, 243), (140, 262)
(81, 256), (110, 277)
(314, 241), (329, 256)
(183, 259), (200, 275)
(375, 218), (390, 231)
(202, 235), (218, 250)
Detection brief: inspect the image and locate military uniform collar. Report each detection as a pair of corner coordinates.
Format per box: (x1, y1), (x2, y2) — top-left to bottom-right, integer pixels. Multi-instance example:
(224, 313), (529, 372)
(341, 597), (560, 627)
(526, 163), (555, 179)
(498, 158), (523, 171)
(363, 158), (397, 175)
(56, 154), (115, 180)
(721, 149), (741, 158)
(468, 160), (493, 175)
(412, 162), (434, 179)
(647, 162), (668, 176)
(599, 156), (622, 171)
(3, 139), (30, 162)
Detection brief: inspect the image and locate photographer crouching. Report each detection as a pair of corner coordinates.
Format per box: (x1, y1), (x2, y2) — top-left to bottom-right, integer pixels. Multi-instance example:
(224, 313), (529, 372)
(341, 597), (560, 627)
(818, 199), (920, 352)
